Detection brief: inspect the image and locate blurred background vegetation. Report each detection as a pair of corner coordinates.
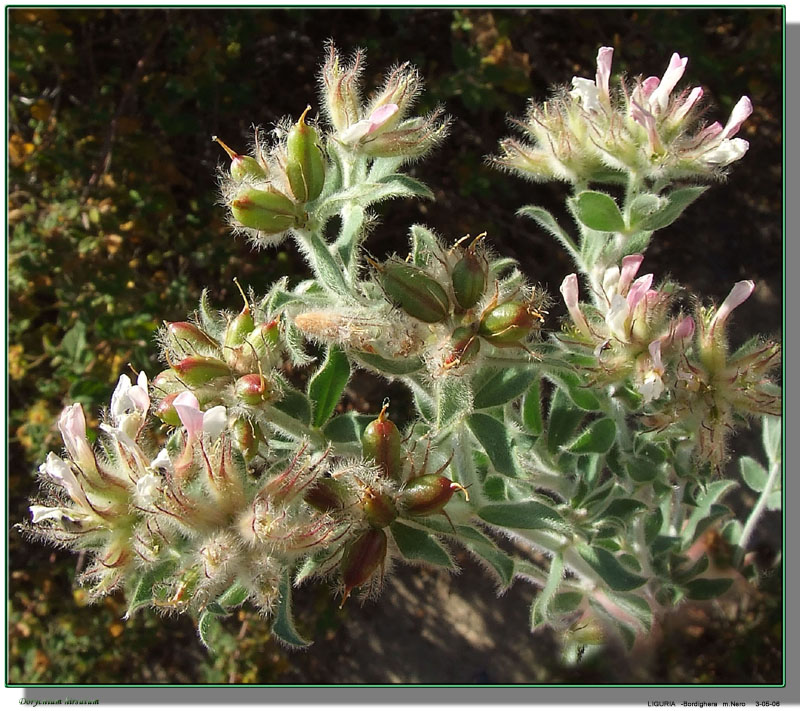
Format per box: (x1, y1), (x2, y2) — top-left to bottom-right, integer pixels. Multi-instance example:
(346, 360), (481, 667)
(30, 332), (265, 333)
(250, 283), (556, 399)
(8, 8), (782, 684)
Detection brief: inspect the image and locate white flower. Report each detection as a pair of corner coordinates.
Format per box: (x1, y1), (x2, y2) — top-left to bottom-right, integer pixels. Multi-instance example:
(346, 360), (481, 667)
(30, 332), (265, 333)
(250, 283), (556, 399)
(638, 340), (666, 403)
(570, 77), (602, 113)
(40, 452), (91, 510)
(135, 474), (161, 507)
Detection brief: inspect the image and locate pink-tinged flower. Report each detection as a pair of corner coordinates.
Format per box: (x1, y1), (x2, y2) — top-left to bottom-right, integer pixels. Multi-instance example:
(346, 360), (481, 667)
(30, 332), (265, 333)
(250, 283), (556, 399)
(648, 53), (688, 114)
(40, 452), (91, 511)
(641, 76), (661, 97)
(58, 404), (95, 469)
(173, 391), (204, 440)
(721, 96), (753, 139)
(339, 103), (399, 144)
(630, 101), (663, 153)
(595, 47), (614, 100)
(559, 274), (592, 338)
(673, 86), (703, 123)
(173, 391), (228, 443)
(674, 315), (696, 341)
(638, 339), (666, 403)
(618, 254), (644, 295)
(710, 280), (755, 335)
(626, 273), (654, 311)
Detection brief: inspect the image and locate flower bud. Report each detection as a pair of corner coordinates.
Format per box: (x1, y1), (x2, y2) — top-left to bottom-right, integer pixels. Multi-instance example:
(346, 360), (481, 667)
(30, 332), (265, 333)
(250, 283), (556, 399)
(340, 528), (387, 605)
(377, 261), (450, 323)
(231, 186), (300, 234)
(166, 321), (219, 354)
(400, 474), (467, 517)
(361, 403), (403, 481)
(304, 477), (349, 512)
(213, 136), (267, 182)
(286, 106), (326, 203)
(479, 301), (541, 346)
(171, 355), (231, 387)
(361, 488), (398, 529)
(451, 239), (487, 310)
(234, 373), (274, 406)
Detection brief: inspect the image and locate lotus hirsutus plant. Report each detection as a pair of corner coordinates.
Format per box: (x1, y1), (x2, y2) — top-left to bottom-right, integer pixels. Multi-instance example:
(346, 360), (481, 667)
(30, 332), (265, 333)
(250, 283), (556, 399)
(23, 43), (781, 661)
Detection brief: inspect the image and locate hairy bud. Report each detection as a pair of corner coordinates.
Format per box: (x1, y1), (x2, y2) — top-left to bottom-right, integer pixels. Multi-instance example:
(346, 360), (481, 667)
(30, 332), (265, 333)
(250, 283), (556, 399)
(286, 106), (326, 203)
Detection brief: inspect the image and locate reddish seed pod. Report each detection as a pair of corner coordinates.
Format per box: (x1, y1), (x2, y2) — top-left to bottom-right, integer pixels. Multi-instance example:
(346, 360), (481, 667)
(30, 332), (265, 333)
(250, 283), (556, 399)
(232, 417), (260, 461)
(400, 474), (468, 517)
(154, 392), (182, 427)
(377, 261), (451, 323)
(478, 301), (541, 346)
(166, 322), (219, 354)
(451, 237), (487, 310)
(231, 186), (300, 234)
(443, 326), (481, 370)
(361, 403), (403, 481)
(303, 477), (349, 513)
(340, 528), (387, 606)
(361, 488), (398, 529)
(171, 355), (231, 386)
(234, 374), (274, 406)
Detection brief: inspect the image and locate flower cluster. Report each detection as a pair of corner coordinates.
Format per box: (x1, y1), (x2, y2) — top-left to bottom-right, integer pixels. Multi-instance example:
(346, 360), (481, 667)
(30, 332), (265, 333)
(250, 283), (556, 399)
(494, 46), (753, 186)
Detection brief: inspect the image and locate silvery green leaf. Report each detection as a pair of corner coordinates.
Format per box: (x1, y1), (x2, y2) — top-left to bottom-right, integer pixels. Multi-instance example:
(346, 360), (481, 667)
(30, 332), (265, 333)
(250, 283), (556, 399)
(472, 367), (536, 410)
(576, 543), (648, 591)
(569, 190), (625, 232)
(467, 413), (519, 477)
(390, 522), (454, 569)
(567, 417), (616, 454)
(638, 186), (708, 231)
(307, 346), (350, 428)
(272, 570), (311, 648)
(739, 456), (769, 493)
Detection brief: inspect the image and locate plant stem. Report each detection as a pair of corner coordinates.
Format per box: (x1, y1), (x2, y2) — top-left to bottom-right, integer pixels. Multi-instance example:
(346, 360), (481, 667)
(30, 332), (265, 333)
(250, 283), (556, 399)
(735, 460), (780, 567)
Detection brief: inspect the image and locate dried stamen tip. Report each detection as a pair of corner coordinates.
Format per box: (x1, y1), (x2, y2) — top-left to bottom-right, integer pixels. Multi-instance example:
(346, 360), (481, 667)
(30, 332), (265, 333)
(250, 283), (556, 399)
(212, 136), (240, 160)
(450, 481), (470, 502)
(232, 276), (251, 315)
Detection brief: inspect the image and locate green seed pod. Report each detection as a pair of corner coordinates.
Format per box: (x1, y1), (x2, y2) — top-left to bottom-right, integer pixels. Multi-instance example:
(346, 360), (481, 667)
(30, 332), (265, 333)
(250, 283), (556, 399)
(443, 326), (481, 370)
(224, 278), (256, 348)
(478, 301), (540, 346)
(214, 136), (267, 182)
(361, 403), (403, 481)
(304, 477), (349, 513)
(166, 321), (219, 355)
(154, 392), (182, 427)
(286, 106), (326, 203)
(245, 320), (280, 359)
(451, 239), (487, 310)
(377, 261), (450, 323)
(234, 373), (274, 405)
(231, 186), (300, 234)
(153, 368), (184, 393)
(361, 488), (398, 529)
(171, 355), (231, 387)
(232, 417), (260, 461)
(340, 528), (387, 605)
(400, 474), (467, 517)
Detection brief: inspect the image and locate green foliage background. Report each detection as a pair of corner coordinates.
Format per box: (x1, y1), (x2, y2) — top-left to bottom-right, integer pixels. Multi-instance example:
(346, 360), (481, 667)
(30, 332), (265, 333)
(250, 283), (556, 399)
(8, 8), (782, 684)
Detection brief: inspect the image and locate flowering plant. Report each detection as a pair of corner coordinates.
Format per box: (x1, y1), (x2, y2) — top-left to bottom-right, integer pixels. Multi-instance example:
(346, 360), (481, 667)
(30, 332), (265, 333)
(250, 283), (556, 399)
(24, 44), (781, 661)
